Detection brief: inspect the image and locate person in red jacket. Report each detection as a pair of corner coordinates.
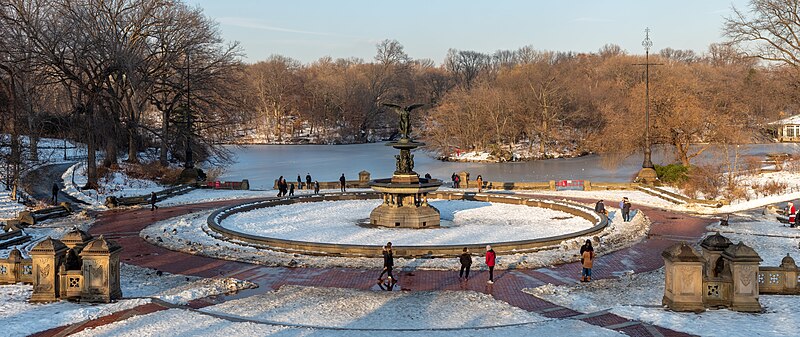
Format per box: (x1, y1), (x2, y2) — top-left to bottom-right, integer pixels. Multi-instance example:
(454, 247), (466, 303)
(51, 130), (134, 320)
(485, 245), (496, 284)
(789, 202), (796, 227)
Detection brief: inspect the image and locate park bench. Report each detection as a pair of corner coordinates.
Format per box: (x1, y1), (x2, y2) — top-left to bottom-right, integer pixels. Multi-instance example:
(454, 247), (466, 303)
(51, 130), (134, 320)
(6, 202), (73, 227)
(0, 226), (32, 249)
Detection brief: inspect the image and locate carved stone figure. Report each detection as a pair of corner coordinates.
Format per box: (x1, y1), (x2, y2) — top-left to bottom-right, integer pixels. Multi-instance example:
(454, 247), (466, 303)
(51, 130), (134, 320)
(383, 103), (424, 139)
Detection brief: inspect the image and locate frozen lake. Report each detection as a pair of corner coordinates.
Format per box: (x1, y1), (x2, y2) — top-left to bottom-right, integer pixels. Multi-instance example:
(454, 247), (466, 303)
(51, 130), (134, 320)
(219, 143), (800, 190)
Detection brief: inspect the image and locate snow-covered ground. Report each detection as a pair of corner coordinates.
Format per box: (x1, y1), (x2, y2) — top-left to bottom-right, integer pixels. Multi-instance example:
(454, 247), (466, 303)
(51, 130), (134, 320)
(525, 212), (800, 337)
(0, 263), (254, 337)
(140, 202), (648, 270)
(62, 162), (165, 208)
(0, 191), (25, 220)
(70, 285), (624, 337)
(221, 199), (594, 245)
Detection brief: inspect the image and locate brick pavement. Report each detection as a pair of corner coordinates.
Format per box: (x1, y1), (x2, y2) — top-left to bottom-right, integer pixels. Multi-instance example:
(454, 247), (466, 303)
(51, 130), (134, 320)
(40, 195), (708, 336)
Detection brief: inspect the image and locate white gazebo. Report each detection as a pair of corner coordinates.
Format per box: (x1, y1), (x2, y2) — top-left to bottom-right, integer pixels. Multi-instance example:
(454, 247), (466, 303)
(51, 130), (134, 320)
(771, 114), (800, 142)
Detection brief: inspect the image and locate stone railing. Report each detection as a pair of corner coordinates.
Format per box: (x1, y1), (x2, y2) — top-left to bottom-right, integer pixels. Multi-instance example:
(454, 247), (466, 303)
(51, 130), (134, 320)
(0, 250), (33, 284)
(273, 171), (372, 190)
(758, 254), (798, 295)
(202, 180), (249, 190)
(106, 184), (197, 208)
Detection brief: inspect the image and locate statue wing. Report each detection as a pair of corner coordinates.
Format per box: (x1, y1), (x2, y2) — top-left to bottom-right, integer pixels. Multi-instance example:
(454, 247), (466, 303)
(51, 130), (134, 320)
(405, 103), (425, 111)
(382, 103), (403, 110)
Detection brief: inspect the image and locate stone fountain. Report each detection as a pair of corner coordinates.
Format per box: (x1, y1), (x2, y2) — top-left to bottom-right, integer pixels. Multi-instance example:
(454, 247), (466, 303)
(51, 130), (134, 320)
(369, 103), (442, 228)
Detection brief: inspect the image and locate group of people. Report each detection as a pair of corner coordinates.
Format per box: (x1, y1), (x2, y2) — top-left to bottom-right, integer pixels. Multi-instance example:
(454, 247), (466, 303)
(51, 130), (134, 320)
(277, 174), (321, 197)
(378, 243), (497, 285)
(594, 197), (633, 222)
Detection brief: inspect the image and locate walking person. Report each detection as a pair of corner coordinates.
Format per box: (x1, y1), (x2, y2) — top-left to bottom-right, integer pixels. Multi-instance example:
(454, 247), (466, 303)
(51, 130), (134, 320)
(51, 182), (59, 204)
(277, 176), (285, 197)
(580, 239), (595, 282)
(485, 245), (496, 284)
(339, 173), (347, 192)
(789, 201), (797, 227)
(454, 174), (460, 188)
(378, 242), (394, 282)
(306, 173), (312, 190)
(314, 180), (320, 194)
(476, 175), (483, 193)
(150, 191), (159, 211)
(622, 197), (631, 222)
(289, 183), (295, 196)
(297, 175), (303, 190)
(451, 173), (457, 188)
(459, 247), (472, 280)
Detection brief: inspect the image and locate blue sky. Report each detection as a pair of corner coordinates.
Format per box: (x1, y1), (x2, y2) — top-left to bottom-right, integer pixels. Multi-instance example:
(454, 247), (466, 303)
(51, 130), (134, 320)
(187, 0), (750, 64)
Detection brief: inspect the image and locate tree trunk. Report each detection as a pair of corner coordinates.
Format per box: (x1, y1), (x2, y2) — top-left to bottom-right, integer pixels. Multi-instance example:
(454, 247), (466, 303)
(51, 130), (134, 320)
(160, 109), (169, 166)
(29, 135), (38, 162)
(127, 125), (138, 163)
(85, 108), (99, 189)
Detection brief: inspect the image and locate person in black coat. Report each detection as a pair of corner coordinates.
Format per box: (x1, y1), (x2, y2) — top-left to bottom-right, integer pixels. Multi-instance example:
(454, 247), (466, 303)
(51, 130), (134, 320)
(306, 173), (312, 189)
(150, 191), (159, 211)
(297, 175), (302, 190)
(289, 183), (295, 196)
(594, 200), (606, 215)
(459, 247), (472, 279)
(314, 180), (320, 194)
(339, 173), (346, 192)
(622, 197), (632, 222)
(51, 182), (59, 203)
(378, 242), (394, 281)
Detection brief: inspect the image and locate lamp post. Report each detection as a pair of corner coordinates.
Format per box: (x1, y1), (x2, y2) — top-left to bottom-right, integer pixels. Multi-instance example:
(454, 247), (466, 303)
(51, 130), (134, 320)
(634, 27), (661, 183)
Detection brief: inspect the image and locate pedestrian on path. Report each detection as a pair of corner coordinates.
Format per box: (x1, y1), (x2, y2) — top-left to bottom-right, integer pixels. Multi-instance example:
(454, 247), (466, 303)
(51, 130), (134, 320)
(485, 245), (496, 284)
(476, 175), (483, 193)
(51, 182), (59, 203)
(622, 197), (631, 222)
(459, 247), (472, 280)
(580, 239), (595, 282)
(594, 199), (606, 215)
(150, 191), (158, 211)
(378, 242), (394, 281)
(306, 173), (312, 190)
(314, 180), (320, 194)
(289, 183), (295, 196)
(339, 174), (346, 192)
(297, 175), (303, 190)
(277, 176), (287, 197)
(788, 201), (797, 227)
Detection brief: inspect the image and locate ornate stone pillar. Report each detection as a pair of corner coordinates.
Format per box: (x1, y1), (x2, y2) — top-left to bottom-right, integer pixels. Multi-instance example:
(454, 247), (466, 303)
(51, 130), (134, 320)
(780, 254), (797, 293)
(30, 237), (68, 303)
(723, 242), (762, 312)
(79, 235), (123, 303)
(662, 242), (705, 312)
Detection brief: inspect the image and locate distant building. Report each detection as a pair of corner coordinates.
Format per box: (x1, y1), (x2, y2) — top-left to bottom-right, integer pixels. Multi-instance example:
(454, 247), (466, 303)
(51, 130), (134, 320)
(771, 114), (800, 142)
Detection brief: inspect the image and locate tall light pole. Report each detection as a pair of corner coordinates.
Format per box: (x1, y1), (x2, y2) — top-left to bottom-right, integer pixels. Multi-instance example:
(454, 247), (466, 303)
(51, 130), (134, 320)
(634, 28), (661, 183)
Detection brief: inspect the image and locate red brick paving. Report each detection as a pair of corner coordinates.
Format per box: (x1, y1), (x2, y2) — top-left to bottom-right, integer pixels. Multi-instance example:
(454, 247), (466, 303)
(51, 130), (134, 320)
(70, 195), (711, 336)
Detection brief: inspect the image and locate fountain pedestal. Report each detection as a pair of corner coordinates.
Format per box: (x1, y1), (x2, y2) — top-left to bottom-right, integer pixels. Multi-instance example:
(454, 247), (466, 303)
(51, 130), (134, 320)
(369, 138), (442, 228)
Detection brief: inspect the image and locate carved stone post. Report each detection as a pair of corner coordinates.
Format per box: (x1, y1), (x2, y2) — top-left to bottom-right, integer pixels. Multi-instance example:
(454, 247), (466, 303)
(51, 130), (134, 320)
(79, 235), (123, 303)
(359, 171), (371, 182)
(0, 248), (24, 284)
(662, 242), (705, 312)
(723, 242), (762, 312)
(458, 172), (469, 188)
(30, 237), (68, 303)
(61, 228), (93, 253)
(780, 254), (797, 293)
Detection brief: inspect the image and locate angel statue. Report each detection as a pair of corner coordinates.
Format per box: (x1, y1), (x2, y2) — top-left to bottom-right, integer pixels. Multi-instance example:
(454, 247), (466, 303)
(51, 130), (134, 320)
(383, 103), (425, 140)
